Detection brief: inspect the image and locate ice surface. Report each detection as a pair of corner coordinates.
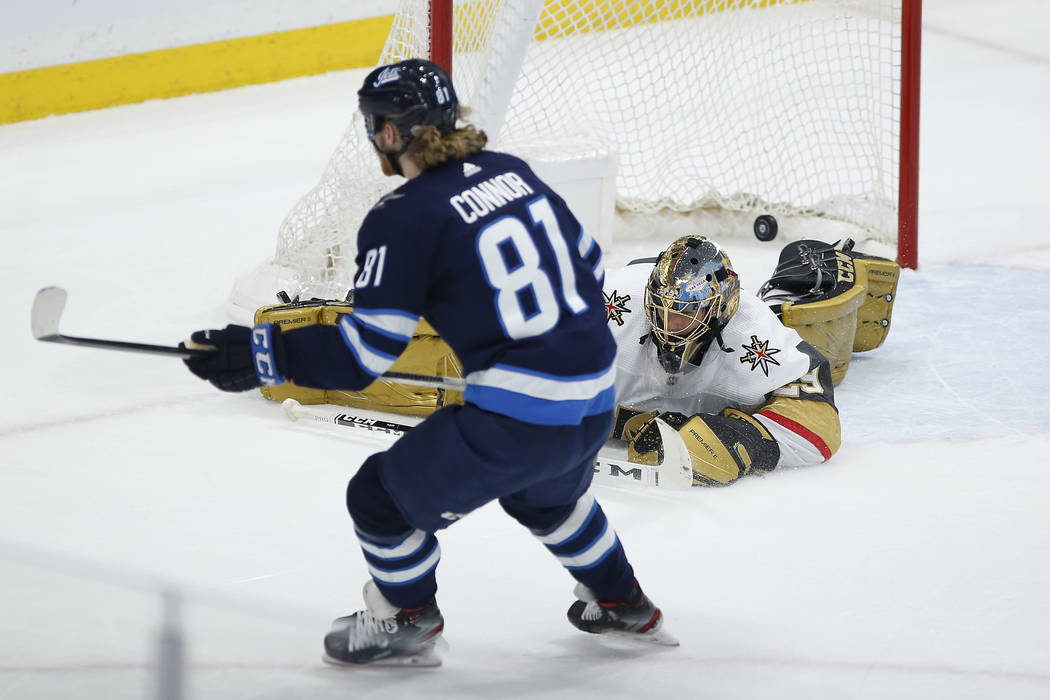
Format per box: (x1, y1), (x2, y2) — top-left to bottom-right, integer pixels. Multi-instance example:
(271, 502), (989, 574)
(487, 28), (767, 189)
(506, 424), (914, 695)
(1, 1), (1049, 697)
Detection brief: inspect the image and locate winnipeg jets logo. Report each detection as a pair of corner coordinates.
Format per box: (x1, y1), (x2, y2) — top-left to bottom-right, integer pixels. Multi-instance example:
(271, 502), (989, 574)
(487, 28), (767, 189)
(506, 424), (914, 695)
(373, 66), (400, 86)
(739, 335), (781, 376)
(463, 162), (481, 177)
(604, 290), (632, 326)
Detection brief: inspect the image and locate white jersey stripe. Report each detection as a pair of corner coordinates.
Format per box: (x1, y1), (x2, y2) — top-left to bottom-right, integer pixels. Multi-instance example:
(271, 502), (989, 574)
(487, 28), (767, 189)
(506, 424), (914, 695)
(337, 316), (398, 377)
(466, 363), (616, 402)
(592, 251), (606, 281)
(534, 493), (597, 545)
(352, 309), (419, 341)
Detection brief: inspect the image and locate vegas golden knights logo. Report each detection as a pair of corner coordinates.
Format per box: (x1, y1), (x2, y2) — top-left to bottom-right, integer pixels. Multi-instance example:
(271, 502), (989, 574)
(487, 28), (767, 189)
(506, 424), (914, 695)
(740, 335), (782, 376)
(604, 290), (632, 326)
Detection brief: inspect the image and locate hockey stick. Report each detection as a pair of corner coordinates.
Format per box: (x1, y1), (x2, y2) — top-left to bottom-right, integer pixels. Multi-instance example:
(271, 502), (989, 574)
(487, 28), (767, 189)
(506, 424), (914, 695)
(30, 286), (467, 392)
(281, 399), (694, 491)
(31, 286), (211, 357)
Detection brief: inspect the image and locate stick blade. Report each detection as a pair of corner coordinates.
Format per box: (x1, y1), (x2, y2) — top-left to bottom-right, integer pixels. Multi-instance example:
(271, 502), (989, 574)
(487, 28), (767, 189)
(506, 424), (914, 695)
(31, 286), (67, 340)
(655, 418), (694, 490)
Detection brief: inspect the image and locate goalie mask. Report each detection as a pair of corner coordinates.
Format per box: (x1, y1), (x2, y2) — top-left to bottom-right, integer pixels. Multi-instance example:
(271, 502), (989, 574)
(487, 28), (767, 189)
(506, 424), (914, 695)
(645, 236), (740, 376)
(358, 58), (459, 174)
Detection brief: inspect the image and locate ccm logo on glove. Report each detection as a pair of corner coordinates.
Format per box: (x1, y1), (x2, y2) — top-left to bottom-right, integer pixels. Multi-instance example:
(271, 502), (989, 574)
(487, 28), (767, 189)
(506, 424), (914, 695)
(251, 324), (285, 386)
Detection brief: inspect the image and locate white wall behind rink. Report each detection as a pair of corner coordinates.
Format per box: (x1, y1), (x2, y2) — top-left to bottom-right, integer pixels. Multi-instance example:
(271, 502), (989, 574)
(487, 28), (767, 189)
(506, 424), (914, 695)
(1, 0), (399, 73)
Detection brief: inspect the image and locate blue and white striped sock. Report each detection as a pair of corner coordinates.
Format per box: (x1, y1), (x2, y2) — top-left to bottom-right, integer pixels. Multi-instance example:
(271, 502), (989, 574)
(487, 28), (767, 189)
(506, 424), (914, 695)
(356, 527), (441, 609)
(532, 493), (635, 601)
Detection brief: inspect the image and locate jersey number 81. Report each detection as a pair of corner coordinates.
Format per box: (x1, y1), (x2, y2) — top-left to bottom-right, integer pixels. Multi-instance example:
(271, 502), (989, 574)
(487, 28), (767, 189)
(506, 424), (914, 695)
(477, 196), (595, 340)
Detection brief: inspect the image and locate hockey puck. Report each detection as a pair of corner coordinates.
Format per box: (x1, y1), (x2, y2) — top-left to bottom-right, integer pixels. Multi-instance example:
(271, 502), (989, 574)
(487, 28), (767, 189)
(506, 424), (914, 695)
(754, 214), (778, 242)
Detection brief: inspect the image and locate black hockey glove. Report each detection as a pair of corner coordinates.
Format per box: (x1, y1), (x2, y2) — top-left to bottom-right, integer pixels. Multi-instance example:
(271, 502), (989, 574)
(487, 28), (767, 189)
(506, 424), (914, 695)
(181, 324), (261, 392)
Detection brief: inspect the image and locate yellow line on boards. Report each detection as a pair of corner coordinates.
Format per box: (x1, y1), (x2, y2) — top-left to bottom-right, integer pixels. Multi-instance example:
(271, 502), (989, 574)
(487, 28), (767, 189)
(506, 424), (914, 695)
(1, 1), (810, 125)
(1, 15), (393, 125)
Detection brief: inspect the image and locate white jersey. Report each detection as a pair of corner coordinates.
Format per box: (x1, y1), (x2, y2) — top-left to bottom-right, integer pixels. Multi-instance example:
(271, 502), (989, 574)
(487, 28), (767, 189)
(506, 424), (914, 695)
(603, 262), (810, 416)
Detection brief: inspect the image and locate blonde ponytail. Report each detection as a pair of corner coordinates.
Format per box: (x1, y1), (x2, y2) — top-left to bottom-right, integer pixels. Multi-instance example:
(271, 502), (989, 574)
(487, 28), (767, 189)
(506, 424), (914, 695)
(408, 123), (488, 170)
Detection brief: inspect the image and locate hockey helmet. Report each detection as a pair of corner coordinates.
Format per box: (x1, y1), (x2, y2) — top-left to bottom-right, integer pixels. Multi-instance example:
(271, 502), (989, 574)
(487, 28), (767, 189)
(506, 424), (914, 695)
(358, 58), (459, 144)
(645, 236), (741, 375)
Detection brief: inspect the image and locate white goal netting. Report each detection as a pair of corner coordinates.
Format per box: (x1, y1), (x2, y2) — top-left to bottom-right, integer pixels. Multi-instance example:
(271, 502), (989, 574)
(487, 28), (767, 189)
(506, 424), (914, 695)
(231, 0), (907, 313)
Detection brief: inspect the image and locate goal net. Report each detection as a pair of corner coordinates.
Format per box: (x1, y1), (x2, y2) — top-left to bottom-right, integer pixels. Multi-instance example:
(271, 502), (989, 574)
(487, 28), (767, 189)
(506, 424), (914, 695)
(230, 0), (918, 314)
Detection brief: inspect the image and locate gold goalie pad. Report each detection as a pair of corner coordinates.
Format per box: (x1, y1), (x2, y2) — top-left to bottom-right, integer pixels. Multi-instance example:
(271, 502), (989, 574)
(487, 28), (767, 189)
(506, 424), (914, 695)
(253, 299), (463, 416)
(760, 241), (901, 385)
(851, 253), (901, 352)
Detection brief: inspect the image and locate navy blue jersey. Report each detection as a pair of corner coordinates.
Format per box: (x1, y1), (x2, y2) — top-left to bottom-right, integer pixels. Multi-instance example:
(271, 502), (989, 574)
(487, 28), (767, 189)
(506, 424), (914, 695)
(276, 150), (617, 426)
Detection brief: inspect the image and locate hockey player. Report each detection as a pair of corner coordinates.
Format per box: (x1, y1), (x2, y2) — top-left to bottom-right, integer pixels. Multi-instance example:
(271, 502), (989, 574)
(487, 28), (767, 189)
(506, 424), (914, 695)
(181, 59), (675, 666)
(604, 236), (842, 486)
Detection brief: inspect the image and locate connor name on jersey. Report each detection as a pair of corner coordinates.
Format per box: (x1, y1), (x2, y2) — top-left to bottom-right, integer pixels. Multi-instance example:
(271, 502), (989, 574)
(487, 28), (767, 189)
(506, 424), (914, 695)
(449, 170), (535, 224)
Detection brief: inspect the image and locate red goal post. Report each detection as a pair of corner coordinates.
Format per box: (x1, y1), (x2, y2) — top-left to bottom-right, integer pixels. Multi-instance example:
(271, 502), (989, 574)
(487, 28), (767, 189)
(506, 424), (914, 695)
(898, 0), (921, 270)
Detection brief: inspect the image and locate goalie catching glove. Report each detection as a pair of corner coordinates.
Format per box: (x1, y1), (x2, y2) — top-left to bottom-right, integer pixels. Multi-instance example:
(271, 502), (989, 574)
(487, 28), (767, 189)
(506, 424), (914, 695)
(615, 406), (781, 486)
(758, 238), (900, 384)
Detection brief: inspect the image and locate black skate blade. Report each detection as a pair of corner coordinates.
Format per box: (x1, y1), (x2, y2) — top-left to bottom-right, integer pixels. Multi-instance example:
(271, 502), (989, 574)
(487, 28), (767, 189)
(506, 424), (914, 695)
(322, 638), (448, 669)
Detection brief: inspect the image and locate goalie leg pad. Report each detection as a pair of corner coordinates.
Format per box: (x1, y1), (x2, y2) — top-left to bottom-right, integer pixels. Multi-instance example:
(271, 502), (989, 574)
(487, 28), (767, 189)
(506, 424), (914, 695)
(254, 299), (463, 415)
(851, 254), (901, 352)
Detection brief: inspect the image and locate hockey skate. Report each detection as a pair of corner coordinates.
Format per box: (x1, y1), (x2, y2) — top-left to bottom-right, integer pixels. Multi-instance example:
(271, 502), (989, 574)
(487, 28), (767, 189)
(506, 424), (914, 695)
(567, 582), (679, 646)
(323, 580), (446, 667)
